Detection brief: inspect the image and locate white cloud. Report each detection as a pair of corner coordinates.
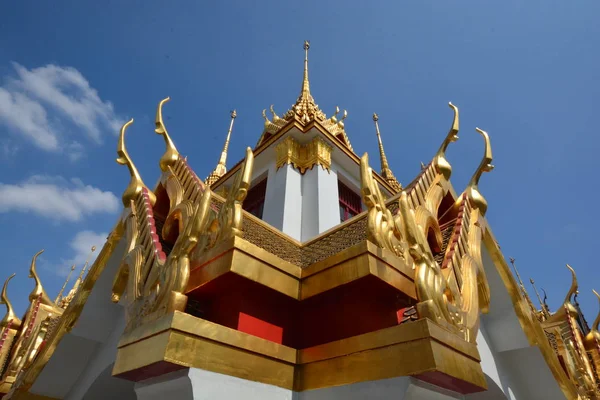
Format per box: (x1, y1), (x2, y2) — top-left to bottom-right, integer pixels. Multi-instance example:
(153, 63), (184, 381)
(0, 62), (124, 157)
(0, 175), (119, 221)
(44, 230), (108, 277)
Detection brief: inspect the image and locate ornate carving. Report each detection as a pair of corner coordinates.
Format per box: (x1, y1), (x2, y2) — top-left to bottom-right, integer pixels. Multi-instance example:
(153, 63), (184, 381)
(360, 153), (407, 260)
(275, 136), (332, 174)
(113, 148), (255, 331)
(155, 97), (180, 172)
(117, 119), (156, 206)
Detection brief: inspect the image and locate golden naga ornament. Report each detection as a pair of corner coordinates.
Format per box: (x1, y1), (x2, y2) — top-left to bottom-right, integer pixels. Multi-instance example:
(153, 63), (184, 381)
(433, 102), (459, 180)
(155, 97), (180, 172)
(116, 118), (156, 207)
(0, 274), (21, 329)
(465, 128), (494, 216)
(28, 250), (55, 307)
(112, 145), (255, 331)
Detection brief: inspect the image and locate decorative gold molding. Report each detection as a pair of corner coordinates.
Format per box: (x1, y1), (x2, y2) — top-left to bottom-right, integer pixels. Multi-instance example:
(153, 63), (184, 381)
(112, 311), (486, 394)
(275, 136), (332, 174)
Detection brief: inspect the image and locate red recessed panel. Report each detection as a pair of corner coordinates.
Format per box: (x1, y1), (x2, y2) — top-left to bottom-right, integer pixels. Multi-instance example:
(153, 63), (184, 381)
(238, 312), (284, 344)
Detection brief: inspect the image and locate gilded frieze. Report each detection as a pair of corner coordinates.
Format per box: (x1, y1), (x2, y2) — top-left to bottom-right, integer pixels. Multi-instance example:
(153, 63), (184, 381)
(275, 136), (332, 174)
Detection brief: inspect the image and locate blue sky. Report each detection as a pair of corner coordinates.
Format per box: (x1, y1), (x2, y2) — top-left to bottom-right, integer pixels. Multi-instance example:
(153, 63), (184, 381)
(1, 2), (599, 321)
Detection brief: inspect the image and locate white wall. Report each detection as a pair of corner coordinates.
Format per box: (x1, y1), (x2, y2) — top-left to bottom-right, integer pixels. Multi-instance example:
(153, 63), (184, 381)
(301, 166), (340, 241)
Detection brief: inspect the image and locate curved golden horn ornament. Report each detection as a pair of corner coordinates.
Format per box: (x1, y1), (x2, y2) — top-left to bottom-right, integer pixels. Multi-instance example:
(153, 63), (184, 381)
(434, 102), (459, 179)
(465, 128), (494, 216)
(0, 273), (21, 328)
(564, 264), (579, 304)
(592, 290), (600, 332)
(117, 118), (156, 206)
(155, 97), (179, 171)
(28, 249), (54, 307)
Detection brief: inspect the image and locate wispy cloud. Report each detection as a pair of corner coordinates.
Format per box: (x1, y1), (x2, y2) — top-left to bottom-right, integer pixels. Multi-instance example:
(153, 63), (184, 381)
(0, 63), (124, 157)
(0, 175), (119, 221)
(42, 230), (108, 277)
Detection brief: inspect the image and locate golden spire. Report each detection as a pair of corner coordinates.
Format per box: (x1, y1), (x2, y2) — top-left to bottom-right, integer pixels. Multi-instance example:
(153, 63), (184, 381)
(28, 250), (54, 307)
(1, 274), (21, 329)
(60, 246), (96, 309)
(205, 110), (237, 186)
(372, 113), (402, 192)
(284, 40), (326, 123)
(54, 265), (76, 304)
(465, 128), (494, 215)
(509, 258), (537, 314)
(530, 277), (550, 319)
(117, 119), (156, 206)
(155, 97), (180, 172)
(72, 246), (96, 292)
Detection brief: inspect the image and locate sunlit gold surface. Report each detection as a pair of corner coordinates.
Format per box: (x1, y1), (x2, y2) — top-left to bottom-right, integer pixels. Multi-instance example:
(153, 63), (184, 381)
(117, 119), (157, 206)
(372, 113), (402, 192)
(112, 311), (486, 393)
(464, 128), (494, 216)
(0, 274), (21, 330)
(206, 110), (237, 186)
(433, 102), (459, 180)
(155, 97), (180, 172)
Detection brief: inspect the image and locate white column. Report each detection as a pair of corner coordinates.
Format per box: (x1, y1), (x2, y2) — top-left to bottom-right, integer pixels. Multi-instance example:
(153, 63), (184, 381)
(263, 163), (302, 241)
(301, 166), (340, 241)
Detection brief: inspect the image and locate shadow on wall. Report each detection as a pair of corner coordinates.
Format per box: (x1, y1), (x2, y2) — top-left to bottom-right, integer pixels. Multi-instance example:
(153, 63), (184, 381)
(465, 375), (508, 400)
(82, 363), (135, 400)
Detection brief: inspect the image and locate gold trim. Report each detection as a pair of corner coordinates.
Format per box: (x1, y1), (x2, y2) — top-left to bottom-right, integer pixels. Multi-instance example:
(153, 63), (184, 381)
(211, 118), (397, 196)
(275, 136), (332, 174)
(481, 225), (580, 399)
(113, 311), (486, 393)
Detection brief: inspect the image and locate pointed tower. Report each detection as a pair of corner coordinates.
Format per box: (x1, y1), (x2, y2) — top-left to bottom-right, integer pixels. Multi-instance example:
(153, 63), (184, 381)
(205, 110), (237, 186)
(211, 41), (396, 241)
(372, 113), (402, 192)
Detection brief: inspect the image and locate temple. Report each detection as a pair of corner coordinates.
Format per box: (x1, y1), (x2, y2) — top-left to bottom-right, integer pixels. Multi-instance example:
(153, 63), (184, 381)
(1, 41), (599, 400)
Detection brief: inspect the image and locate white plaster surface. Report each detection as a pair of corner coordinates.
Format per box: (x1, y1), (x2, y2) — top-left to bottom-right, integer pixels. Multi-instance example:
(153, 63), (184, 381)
(29, 236), (127, 399)
(134, 369), (469, 400)
(301, 166), (340, 241)
(263, 163), (303, 241)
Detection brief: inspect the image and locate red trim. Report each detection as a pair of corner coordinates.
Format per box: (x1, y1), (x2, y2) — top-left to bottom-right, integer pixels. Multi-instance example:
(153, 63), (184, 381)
(338, 180), (361, 221)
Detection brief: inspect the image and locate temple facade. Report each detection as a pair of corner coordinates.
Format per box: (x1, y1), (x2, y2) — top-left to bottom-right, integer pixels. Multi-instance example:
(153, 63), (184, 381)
(0, 41), (599, 400)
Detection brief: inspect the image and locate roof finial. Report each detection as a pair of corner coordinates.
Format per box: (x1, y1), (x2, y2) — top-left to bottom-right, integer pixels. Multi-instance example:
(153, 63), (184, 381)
(60, 246), (97, 308)
(1, 273), (21, 329)
(206, 110), (237, 186)
(373, 113), (402, 192)
(433, 102), (459, 180)
(302, 40), (310, 98)
(530, 277), (550, 319)
(282, 41), (326, 124)
(55, 265), (76, 304)
(117, 119), (156, 206)
(28, 249), (55, 307)
(155, 97), (180, 172)
(509, 257), (537, 314)
(564, 264), (579, 304)
(592, 290), (600, 332)
(465, 128), (494, 215)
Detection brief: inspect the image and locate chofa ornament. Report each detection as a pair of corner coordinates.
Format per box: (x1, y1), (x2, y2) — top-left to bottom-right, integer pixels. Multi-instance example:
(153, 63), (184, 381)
(111, 108), (255, 332)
